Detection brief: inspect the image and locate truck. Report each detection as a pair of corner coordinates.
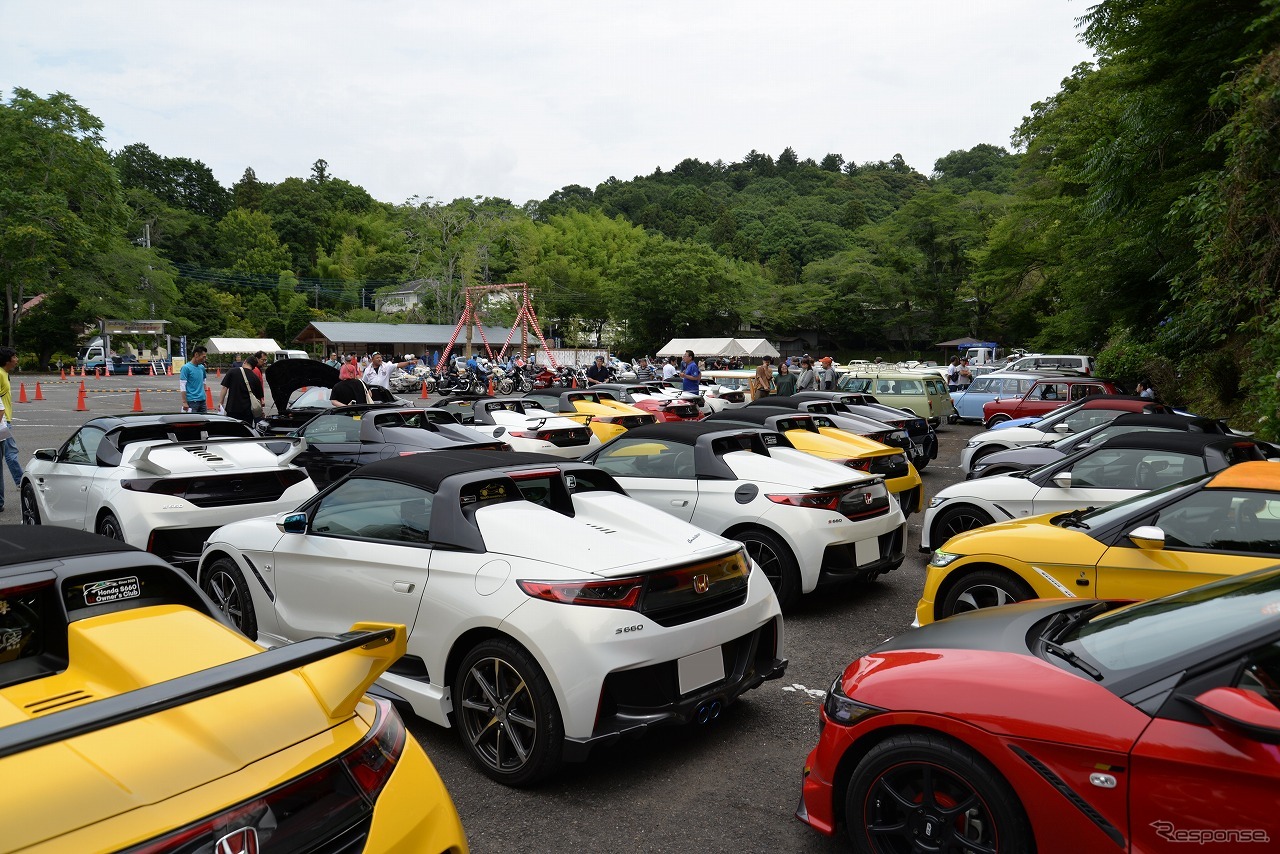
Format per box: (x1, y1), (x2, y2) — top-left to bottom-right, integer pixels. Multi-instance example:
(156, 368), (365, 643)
(958, 344), (1032, 367)
(75, 337), (172, 375)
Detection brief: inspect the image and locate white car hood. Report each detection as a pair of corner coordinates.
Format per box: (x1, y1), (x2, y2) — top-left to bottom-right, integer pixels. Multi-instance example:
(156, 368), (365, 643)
(488, 410), (584, 431)
(936, 473), (1041, 504)
(719, 448), (873, 491)
(971, 426), (1047, 447)
(475, 493), (736, 577)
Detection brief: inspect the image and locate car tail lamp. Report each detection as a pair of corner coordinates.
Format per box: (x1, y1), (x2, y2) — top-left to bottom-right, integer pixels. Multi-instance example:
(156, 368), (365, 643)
(518, 577), (644, 609)
(843, 458), (874, 472)
(593, 415), (654, 428)
(508, 430), (563, 441)
(127, 698), (406, 853)
(767, 491), (844, 511)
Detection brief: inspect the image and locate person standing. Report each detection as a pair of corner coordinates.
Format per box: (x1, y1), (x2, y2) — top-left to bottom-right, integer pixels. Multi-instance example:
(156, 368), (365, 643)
(219, 355), (264, 425)
(180, 346), (209, 413)
(678, 350), (701, 395)
(752, 356), (774, 400)
(661, 356), (678, 382)
(634, 356), (657, 382)
(946, 357), (961, 392)
(363, 352), (415, 390)
(324, 351), (340, 369)
(795, 357), (818, 392)
(339, 355), (361, 380)
(585, 355), (613, 386)
(956, 359), (973, 392)
(0, 348), (22, 514)
(817, 356), (837, 390)
(1138, 380), (1156, 400)
(774, 362), (798, 396)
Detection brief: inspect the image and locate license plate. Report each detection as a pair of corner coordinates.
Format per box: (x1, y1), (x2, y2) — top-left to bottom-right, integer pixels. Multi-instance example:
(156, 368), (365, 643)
(677, 647), (725, 695)
(855, 537), (880, 566)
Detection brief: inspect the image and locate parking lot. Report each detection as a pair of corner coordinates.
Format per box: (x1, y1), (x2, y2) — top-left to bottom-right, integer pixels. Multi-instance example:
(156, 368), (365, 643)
(0, 372), (978, 852)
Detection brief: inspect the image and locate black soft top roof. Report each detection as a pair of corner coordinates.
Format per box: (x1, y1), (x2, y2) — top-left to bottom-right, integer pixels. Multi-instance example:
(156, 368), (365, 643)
(0, 526), (136, 573)
(353, 449), (565, 490)
(1108, 413), (1223, 432)
(707, 406), (809, 425)
(1094, 431), (1252, 453)
(620, 421), (771, 444)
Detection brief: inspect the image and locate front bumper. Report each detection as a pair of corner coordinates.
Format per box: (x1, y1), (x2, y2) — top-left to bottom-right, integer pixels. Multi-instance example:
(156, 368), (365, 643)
(561, 618), (787, 762)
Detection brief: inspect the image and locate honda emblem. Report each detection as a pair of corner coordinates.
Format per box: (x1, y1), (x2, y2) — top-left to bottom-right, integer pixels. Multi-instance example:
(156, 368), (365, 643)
(692, 573), (710, 595)
(215, 827), (259, 854)
(864, 493), (873, 504)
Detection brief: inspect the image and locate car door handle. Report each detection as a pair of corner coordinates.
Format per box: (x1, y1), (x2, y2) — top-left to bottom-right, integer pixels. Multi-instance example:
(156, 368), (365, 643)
(670, 499), (688, 507)
(393, 581), (415, 594)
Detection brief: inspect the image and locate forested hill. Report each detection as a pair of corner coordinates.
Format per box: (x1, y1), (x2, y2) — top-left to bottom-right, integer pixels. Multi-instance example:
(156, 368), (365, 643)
(3, 1), (1280, 434)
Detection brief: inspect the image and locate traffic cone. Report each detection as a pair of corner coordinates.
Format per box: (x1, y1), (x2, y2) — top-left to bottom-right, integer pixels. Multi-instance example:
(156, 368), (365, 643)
(571, 376), (578, 389)
(75, 387), (87, 411)
(488, 377), (495, 395)
(80, 365), (85, 378)
(79, 379), (86, 394)
(33, 382), (43, 401)
(59, 368), (66, 381)
(419, 381), (429, 400)
(94, 368), (100, 379)
(131, 389), (143, 412)
(17, 383), (27, 403)
(216, 367), (221, 378)
(205, 386), (214, 410)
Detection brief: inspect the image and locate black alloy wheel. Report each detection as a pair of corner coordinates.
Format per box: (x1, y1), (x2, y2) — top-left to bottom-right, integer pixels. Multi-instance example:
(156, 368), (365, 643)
(454, 638), (563, 787)
(931, 505), (994, 545)
(96, 511), (125, 541)
(846, 732), (1032, 853)
(201, 557), (258, 637)
(733, 527), (800, 609)
(20, 482), (40, 525)
(939, 569), (1036, 620)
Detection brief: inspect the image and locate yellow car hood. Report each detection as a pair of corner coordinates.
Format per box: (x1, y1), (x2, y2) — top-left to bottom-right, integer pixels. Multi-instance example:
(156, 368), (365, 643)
(571, 399), (646, 417)
(814, 427), (897, 457)
(1, 606), (400, 850)
(942, 513), (1108, 565)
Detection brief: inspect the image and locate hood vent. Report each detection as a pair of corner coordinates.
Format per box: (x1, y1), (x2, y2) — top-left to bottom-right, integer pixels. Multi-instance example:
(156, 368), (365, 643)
(186, 448), (231, 466)
(26, 690), (94, 715)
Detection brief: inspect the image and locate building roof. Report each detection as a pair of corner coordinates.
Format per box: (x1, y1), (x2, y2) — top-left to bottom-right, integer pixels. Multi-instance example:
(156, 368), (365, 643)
(205, 337), (283, 355)
(295, 322), (536, 347)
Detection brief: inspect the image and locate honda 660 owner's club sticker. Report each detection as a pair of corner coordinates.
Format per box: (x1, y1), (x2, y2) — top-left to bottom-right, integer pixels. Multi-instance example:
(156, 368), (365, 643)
(84, 576), (142, 605)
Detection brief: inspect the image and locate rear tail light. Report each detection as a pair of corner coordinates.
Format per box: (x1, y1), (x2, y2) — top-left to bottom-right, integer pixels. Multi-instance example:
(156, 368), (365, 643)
(341, 697), (406, 799)
(843, 459), (873, 472)
(767, 491), (843, 511)
(517, 577), (643, 609)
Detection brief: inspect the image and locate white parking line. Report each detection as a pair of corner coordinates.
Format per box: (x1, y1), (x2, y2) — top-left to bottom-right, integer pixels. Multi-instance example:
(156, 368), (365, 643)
(781, 683), (827, 700)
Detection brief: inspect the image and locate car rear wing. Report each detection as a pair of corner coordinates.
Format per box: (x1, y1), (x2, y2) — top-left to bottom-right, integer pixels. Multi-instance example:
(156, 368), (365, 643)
(131, 435), (308, 476)
(0, 623), (404, 760)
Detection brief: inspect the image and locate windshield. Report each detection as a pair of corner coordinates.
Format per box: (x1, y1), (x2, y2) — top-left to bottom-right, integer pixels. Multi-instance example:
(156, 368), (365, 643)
(1066, 568), (1280, 672)
(1054, 475), (1207, 530)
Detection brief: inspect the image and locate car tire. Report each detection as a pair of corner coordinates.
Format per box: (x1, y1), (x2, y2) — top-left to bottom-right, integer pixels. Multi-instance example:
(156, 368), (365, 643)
(454, 638), (564, 787)
(733, 528), (801, 609)
(939, 568), (1036, 619)
(931, 504), (994, 545)
(20, 482), (40, 525)
(984, 413), (1011, 429)
(201, 557), (258, 638)
(844, 732), (1033, 854)
(946, 412), (959, 425)
(966, 444), (1002, 469)
(96, 511), (125, 541)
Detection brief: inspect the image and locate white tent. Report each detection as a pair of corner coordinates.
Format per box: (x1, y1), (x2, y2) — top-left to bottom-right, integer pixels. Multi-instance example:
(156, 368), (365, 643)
(205, 337), (283, 355)
(656, 338), (751, 358)
(737, 338), (780, 358)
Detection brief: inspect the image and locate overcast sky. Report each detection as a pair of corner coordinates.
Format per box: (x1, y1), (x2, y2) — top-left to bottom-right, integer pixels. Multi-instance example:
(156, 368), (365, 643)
(3, 1), (1095, 206)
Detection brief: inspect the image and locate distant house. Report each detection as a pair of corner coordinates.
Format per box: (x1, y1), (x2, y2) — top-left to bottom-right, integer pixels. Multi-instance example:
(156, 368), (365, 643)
(374, 279), (437, 313)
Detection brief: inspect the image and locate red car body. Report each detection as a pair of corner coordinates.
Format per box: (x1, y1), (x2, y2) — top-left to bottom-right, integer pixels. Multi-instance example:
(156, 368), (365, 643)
(981, 377), (1123, 426)
(799, 595), (1280, 852)
(595, 384), (703, 422)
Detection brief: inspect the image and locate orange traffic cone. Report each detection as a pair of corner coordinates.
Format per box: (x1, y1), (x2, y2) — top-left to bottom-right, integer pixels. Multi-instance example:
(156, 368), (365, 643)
(131, 389), (143, 412)
(17, 383), (27, 403)
(33, 382), (44, 401)
(216, 367), (221, 378)
(205, 386), (214, 410)
(419, 380), (429, 400)
(59, 368), (66, 381)
(571, 376), (578, 389)
(79, 379), (86, 394)
(94, 368), (100, 379)
(75, 387), (87, 412)
(80, 365), (86, 378)
(488, 377), (495, 395)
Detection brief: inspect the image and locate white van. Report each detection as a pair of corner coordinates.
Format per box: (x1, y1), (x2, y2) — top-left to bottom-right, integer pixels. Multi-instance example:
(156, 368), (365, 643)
(1005, 354), (1096, 375)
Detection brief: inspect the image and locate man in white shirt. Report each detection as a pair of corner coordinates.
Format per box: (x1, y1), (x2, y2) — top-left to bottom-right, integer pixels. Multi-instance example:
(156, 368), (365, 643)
(661, 357), (678, 382)
(362, 352), (415, 389)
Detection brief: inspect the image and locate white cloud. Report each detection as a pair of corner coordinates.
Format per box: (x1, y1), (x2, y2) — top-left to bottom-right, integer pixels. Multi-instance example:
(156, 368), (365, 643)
(1, 1), (1095, 205)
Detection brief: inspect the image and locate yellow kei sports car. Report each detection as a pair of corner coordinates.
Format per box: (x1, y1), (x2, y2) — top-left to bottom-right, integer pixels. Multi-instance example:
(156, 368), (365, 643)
(917, 462), (1280, 626)
(0, 526), (467, 854)
(524, 389), (658, 443)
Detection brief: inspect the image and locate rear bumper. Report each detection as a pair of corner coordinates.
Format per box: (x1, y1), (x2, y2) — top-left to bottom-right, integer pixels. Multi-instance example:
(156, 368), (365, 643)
(817, 522), (907, 584)
(561, 619), (787, 762)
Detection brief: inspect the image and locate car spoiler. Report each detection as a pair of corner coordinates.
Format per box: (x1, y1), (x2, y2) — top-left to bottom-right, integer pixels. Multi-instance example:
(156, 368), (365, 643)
(0, 623), (404, 760)
(132, 435), (308, 476)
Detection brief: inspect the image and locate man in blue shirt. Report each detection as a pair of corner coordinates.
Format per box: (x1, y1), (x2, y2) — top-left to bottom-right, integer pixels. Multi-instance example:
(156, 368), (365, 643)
(180, 346), (209, 413)
(678, 349), (701, 394)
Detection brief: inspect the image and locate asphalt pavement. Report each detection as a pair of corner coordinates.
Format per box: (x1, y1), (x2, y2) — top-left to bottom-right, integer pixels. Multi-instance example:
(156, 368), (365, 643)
(0, 372), (982, 852)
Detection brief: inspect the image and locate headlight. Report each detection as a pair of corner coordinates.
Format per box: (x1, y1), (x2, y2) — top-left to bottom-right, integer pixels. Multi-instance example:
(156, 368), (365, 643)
(930, 550), (962, 567)
(965, 440), (981, 448)
(823, 675), (882, 727)
(928, 495), (948, 509)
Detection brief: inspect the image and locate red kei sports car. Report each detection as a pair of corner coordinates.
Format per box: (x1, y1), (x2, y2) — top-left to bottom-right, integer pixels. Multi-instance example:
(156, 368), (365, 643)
(798, 567), (1280, 852)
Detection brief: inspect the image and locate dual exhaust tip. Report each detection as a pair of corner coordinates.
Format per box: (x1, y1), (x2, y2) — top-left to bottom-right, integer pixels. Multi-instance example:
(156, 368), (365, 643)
(694, 699), (723, 725)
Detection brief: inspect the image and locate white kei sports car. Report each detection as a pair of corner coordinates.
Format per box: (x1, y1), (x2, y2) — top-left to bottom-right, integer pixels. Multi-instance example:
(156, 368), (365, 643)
(583, 422), (907, 608)
(21, 414), (316, 570)
(198, 450), (786, 786)
(431, 395), (601, 458)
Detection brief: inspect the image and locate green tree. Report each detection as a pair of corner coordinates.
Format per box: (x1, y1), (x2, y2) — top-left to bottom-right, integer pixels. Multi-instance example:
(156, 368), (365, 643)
(215, 209), (292, 275)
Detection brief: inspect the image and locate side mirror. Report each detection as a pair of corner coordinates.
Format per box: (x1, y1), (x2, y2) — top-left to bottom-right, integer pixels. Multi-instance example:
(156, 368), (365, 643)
(1128, 525), (1165, 550)
(1193, 687), (1280, 744)
(1053, 423), (1072, 434)
(277, 511), (308, 534)
(34, 448), (57, 462)
(1051, 471), (1073, 489)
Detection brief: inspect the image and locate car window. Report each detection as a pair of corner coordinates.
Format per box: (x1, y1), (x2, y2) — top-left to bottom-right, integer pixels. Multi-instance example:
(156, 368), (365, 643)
(289, 386), (332, 409)
(591, 439), (696, 479)
(1153, 489), (1280, 555)
(310, 478), (434, 544)
(1070, 383), (1104, 401)
(839, 378), (873, 393)
(301, 413), (362, 443)
(1067, 448), (1205, 490)
(61, 427), (106, 464)
(1060, 407), (1124, 433)
(1000, 378), (1026, 395)
(1034, 382), (1068, 401)
(1236, 642), (1280, 710)
(967, 377), (994, 394)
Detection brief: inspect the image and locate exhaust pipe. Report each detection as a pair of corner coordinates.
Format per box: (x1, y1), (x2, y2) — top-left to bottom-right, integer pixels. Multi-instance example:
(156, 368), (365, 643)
(709, 700), (723, 720)
(695, 703), (710, 724)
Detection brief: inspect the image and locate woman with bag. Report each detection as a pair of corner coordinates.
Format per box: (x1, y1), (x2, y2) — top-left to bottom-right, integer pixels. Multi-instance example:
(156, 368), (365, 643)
(751, 356), (774, 401)
(219, 355), (265, 425)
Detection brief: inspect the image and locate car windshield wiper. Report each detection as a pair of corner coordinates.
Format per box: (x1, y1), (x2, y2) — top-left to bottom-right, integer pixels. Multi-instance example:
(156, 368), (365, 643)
(1054, 507), (1095, 529)
(1041, 639), (1104, 680)
(1006, 469), (1030, 478)
(1045, 601), (1110, 643)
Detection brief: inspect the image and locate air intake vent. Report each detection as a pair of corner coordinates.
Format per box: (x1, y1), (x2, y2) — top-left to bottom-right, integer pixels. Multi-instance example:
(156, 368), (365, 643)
(26, 690), (94, 715)
(187, 448), (229, 465)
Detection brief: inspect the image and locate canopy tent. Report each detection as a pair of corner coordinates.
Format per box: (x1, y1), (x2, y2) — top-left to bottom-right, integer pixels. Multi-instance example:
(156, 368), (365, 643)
(205, 337), (283, 355)
(933, 337), (998, 350)
(656, 338), (751, 358)
(737, 338), (780, 358)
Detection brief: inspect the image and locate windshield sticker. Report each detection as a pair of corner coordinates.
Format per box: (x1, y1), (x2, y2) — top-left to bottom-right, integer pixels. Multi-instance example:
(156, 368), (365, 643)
(762, 434), (778, 446)
(84, 576), (141, 605)
(462, 480), (510, 505)
(565, 474), (577, 491)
